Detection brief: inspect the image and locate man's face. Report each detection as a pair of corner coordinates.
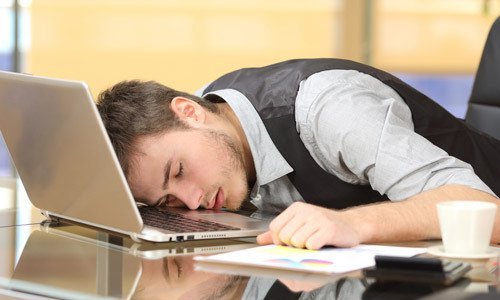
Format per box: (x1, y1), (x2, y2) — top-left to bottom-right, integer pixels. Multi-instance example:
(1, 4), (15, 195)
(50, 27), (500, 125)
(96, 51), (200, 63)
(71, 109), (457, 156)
(128, 127), (249, 210)
(134, 256), (245, 299)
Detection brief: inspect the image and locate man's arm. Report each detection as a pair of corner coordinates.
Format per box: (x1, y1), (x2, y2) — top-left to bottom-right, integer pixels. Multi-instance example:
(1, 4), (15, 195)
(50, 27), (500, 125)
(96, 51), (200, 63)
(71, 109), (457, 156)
(295, 70), (496, 203)
(257, 184), (500, 249)
(269, 70), (499, 249)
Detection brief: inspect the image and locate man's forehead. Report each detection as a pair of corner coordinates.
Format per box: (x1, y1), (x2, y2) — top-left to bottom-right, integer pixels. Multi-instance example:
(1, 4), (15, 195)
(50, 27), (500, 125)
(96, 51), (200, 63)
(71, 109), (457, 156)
(127, 176), (153, 204)
(134, 134), (163, 149)
(126, 140), (169, 201)
(125, 154), (155, 195)
(135, 130), (190, 151)
(131, 134), (173, 160)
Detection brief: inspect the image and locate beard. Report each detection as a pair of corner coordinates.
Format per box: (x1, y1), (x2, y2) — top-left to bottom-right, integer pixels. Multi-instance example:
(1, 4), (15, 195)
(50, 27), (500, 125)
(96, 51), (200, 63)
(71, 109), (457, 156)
(199, 128), (251, 210)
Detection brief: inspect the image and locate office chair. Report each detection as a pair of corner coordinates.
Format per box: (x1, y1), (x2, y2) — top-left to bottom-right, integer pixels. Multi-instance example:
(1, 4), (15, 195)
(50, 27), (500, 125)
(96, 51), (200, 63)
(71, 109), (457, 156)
(465, 17), (500, 140)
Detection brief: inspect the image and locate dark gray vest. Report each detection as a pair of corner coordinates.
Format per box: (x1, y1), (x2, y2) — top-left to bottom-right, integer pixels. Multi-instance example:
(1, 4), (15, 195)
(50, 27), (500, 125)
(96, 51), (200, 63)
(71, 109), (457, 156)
(202, 59), (500, 209)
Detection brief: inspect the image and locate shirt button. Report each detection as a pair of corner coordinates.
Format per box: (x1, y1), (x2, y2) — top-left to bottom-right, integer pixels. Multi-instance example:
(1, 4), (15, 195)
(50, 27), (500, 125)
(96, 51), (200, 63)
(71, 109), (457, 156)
(252, 194), (262, 201)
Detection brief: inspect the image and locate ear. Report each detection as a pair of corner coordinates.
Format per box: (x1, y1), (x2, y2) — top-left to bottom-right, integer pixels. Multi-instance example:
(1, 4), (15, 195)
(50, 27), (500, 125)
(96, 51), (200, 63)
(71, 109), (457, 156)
(170, 97), (207, 127)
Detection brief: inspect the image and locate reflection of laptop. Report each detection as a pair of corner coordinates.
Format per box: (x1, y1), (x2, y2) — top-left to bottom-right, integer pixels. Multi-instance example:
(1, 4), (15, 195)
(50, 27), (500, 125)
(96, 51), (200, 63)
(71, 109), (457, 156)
(0, 70), (273, 242)
(41, 221), (256, 259)
(8, 227), (142, 300)
(8, 225), (254, 299)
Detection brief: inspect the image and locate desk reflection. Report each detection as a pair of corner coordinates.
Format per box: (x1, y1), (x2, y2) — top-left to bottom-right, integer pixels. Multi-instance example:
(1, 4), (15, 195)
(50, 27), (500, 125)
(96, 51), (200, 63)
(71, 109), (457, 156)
(3, 222), (255, 299)
(135, 257), (248, 299)
(8, 226), (140, 299)
(2, 222), (499, 300)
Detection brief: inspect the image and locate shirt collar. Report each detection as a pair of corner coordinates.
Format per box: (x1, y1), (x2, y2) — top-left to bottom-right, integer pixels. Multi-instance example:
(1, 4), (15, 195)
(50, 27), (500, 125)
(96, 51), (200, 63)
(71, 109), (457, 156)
(202, 89), (293, 196)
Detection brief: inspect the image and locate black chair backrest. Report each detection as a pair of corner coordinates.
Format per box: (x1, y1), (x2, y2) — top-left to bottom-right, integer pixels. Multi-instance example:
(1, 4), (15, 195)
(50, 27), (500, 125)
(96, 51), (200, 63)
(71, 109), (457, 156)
(465, 17), (500, 140)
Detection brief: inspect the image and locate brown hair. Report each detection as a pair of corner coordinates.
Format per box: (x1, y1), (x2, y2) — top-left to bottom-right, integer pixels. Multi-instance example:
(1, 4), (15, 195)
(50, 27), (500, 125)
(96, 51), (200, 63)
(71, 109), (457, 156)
(96, 80), (218, 177)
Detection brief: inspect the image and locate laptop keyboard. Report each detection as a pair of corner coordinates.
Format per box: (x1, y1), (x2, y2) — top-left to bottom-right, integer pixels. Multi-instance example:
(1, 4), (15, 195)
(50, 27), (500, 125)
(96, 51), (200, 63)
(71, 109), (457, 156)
(138, 206), (241, 233)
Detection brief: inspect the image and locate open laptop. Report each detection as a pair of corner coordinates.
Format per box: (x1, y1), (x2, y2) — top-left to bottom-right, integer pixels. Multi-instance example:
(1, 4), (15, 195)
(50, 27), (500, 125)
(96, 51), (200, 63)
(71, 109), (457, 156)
(0, 70), (273, 242)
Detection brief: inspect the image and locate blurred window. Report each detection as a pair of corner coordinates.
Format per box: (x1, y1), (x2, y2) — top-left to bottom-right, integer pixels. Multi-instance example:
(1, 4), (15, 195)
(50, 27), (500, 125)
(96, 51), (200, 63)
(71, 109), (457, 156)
(396, 74), (474, 118)
(0, 0), (28, 177)
(0, 0), (15, 177)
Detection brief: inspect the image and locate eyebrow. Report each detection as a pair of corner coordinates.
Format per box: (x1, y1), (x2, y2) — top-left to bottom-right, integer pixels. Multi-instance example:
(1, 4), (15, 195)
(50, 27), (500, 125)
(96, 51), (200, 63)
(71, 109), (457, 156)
(154, 159), (172, 206)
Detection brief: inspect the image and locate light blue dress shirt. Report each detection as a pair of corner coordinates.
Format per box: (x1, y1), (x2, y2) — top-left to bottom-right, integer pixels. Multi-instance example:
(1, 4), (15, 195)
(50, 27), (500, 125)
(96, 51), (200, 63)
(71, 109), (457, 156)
(200, 69), (494, 213)
(199, 69), (495, 300)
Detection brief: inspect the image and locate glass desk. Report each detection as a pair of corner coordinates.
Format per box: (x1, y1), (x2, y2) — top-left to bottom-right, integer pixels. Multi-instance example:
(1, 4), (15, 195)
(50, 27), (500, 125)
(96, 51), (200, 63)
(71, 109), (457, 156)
(0, 214), (498, 299)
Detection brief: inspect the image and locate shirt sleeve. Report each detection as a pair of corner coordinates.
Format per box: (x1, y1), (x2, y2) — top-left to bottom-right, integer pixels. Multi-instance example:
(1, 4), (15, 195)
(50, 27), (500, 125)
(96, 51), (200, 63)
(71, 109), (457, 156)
(295, 70), (495, 200)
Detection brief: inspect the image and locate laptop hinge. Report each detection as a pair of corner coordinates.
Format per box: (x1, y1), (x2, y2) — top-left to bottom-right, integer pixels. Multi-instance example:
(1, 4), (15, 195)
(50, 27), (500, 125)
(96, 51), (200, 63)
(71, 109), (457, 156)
(40, 210), (63, 223)
(130, 233), (143, 243)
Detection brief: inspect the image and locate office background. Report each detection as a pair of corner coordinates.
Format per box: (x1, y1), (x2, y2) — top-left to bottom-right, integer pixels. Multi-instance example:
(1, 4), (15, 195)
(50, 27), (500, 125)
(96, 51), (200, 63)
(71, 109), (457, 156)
(1, 0), (500, 286)
(0, 0), (499, 215)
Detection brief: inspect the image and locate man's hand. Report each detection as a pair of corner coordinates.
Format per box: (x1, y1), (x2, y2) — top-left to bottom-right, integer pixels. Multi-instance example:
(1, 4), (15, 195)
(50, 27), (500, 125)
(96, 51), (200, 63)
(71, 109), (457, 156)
(256, 202), (363, 249)
(257, 185), (500, 250)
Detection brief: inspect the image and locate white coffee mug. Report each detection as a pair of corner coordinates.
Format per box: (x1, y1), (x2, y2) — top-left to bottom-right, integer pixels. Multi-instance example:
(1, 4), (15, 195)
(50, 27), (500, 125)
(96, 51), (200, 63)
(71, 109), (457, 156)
(437, 200), (497, 255)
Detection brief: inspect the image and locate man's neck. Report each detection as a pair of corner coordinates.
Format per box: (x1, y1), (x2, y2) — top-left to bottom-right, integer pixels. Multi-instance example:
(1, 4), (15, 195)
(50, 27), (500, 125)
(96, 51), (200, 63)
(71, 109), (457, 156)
(218, 102), (256, 184)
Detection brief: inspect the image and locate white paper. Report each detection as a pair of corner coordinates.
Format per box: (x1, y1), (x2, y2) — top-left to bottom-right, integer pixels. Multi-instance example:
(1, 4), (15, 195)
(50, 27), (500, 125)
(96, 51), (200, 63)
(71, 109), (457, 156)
(195, 244), (427, 274)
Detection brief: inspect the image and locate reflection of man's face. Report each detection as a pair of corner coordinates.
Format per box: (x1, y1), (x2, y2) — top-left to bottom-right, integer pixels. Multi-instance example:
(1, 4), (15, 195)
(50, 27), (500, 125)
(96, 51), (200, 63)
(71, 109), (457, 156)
(134, 256), (247, 299)
(128, 128), (250, 211)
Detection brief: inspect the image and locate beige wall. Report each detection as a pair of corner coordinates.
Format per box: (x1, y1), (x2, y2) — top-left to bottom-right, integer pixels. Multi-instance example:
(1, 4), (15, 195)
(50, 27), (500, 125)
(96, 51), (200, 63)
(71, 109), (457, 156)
(28, 0), (339, 97)
(372, 0), (499, 72)
(27, 0), (500, 97)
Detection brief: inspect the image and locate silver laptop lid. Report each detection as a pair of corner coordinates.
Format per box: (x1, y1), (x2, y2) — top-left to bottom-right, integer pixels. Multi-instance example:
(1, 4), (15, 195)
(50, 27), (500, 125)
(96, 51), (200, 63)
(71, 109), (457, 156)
(0, 71), (143, 233)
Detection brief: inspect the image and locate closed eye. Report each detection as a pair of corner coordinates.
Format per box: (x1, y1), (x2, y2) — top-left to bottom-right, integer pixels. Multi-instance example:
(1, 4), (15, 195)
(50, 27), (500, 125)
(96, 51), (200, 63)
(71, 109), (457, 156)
(175, 162), (184, 178)
(155, 196), (168, 207)
(174, 258), (183, 278)
(157, 194), (184, 208)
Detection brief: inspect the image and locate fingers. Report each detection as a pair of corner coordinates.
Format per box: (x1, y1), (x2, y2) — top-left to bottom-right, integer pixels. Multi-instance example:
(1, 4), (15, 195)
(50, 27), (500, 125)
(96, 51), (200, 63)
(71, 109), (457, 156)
(304, 229), (330, 250)
(279, 279), (325, 293)
(256, 231), (273, 245)
(268, 205), (298, 245)
(267, 202), (327, 249)
(289, 223), (320, 249)
(276, 214), (306, 246)
(262, 202), (359, 250)
(259, 226), (323, 249)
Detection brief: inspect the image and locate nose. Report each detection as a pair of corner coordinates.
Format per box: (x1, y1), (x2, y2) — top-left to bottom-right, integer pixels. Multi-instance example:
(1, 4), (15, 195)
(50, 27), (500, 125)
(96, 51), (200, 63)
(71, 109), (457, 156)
(171, 182), (203, 210)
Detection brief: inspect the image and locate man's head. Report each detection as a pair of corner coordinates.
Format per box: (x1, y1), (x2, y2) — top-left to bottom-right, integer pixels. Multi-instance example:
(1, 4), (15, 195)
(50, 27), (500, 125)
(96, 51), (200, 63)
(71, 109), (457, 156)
(97, 80), (218, 176)
(134, 256), (248, 300)
(97, 80), (252, 210)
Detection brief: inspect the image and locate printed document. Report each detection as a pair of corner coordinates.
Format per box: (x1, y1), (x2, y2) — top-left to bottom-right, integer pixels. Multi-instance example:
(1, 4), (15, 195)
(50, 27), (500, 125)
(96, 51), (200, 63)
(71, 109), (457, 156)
(195, 244), (426, 274)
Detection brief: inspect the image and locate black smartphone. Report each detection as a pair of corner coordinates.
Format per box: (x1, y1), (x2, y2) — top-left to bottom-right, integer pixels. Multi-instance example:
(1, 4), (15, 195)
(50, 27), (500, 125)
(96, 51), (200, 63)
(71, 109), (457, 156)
(363, 255), (472, 286)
